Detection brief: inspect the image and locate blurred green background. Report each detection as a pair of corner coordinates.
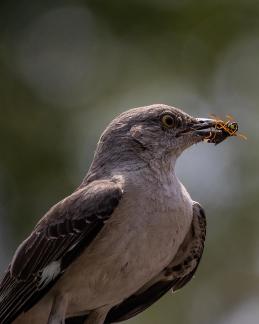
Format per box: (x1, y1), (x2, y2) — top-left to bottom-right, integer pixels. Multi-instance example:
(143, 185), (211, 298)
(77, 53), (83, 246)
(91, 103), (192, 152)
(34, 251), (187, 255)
(0, 0), (259, 323)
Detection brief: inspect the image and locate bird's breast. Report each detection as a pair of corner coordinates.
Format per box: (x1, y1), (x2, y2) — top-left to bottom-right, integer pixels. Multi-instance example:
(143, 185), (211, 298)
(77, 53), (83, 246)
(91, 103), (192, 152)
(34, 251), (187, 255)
(55, 175), (193, 314)
(123, 177), (193, 260)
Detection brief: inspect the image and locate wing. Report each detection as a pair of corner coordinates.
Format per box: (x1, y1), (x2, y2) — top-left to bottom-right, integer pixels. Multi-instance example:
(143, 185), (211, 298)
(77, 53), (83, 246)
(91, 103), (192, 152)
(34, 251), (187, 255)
(65, 202), (206, 324)
(0, 178), (123, 324)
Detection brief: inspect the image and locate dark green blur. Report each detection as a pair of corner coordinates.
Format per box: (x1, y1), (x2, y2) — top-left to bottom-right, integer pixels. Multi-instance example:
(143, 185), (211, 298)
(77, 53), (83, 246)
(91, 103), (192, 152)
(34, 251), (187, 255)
(0, 1), (258, 323)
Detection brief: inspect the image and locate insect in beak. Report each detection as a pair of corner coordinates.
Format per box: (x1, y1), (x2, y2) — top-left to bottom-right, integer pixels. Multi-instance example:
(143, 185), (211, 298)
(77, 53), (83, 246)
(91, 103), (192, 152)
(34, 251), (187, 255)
(206, 114), (247, 144)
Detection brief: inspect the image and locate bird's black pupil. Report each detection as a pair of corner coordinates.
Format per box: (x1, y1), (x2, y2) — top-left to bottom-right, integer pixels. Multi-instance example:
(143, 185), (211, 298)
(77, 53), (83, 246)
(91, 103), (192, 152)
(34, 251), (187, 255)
(165, 117), (173, 125)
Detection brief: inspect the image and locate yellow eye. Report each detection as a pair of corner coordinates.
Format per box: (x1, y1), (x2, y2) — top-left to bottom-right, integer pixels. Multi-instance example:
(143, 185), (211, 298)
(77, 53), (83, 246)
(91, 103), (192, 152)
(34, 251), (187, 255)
(161, 114), (176, 128)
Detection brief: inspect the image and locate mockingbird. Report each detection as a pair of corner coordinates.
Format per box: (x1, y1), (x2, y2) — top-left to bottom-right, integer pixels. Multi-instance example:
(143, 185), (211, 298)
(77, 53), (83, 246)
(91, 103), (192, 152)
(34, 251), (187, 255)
(0, 104), (222, 324)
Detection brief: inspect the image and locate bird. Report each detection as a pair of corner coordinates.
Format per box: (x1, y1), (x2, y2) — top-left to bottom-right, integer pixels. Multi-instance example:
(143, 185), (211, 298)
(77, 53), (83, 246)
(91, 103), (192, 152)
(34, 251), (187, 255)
(0, 104), (218, 324)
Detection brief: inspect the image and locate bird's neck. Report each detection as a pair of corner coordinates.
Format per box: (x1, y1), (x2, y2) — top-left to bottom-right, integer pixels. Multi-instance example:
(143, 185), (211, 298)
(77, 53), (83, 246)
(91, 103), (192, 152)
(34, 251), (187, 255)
(140, 153), (178, 186)
(82, 149), (178, 188)
(81, 148), (148, 186)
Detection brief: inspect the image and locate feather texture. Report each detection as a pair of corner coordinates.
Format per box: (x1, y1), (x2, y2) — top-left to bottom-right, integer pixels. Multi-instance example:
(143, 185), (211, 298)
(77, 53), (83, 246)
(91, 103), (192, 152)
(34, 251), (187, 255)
(0, 179), (123, 324)
(65, 202), (206, 324)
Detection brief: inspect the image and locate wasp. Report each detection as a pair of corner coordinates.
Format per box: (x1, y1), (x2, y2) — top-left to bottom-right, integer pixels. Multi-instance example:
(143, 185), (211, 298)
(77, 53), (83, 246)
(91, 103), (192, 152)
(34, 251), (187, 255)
(206, 114), (247, 144)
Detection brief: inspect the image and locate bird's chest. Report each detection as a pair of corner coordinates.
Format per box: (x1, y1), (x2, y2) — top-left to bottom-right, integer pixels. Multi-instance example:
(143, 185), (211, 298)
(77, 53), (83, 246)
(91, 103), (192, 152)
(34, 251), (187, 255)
(119, 178), (193, 270)
(58, 177), (194, 313)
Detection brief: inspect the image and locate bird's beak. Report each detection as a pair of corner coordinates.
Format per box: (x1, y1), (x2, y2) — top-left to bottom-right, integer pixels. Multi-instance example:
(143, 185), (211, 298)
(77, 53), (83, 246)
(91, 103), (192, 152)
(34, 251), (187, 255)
(191, 118), (229, 144)
(190, 118), (218, 141)
(177, 118), (219, 142)
(192, 118), (216, 133)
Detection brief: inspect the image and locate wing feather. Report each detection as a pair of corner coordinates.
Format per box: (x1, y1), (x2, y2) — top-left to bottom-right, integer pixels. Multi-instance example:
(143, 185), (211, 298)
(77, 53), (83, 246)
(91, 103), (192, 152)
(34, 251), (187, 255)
(0, 178), (123, 324)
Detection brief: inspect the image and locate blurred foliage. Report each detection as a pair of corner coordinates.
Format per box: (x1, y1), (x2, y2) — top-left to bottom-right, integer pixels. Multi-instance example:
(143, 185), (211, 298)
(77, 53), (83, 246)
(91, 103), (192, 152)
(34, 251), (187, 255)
(0, 0), (259, 323)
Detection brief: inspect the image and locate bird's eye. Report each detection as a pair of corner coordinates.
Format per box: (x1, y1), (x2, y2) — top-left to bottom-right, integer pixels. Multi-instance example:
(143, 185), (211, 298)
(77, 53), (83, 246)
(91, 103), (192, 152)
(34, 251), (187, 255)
(161, 114), (176, 128)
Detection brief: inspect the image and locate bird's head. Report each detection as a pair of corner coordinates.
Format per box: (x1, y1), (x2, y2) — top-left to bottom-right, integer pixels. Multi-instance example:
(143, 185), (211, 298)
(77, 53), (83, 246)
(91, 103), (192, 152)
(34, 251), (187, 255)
(99, 104), (216, 153)
(88, 104), (218, 178)
(125, 104), (216, 154)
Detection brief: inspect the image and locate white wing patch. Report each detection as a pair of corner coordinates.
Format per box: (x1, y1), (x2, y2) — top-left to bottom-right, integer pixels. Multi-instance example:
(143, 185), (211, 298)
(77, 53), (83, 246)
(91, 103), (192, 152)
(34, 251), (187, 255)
(39, 261), (61, 288)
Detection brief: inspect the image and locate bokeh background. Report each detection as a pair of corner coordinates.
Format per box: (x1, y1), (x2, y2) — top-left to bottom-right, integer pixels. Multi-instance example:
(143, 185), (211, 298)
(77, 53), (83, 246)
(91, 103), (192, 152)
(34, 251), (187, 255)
(0, 0), (259, 323)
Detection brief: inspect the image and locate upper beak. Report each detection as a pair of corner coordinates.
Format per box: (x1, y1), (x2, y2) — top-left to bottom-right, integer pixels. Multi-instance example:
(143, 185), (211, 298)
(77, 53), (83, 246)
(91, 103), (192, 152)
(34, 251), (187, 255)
(192, 118), (216, 130)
